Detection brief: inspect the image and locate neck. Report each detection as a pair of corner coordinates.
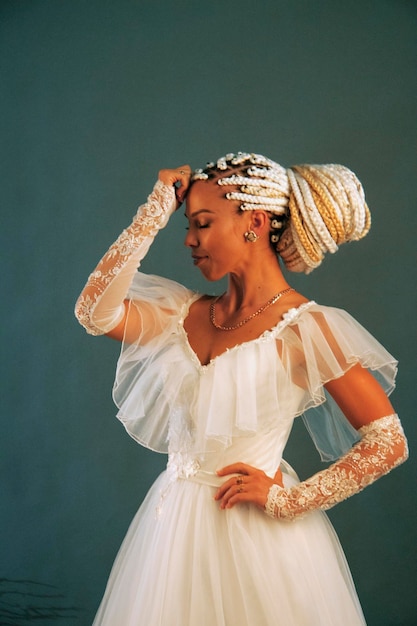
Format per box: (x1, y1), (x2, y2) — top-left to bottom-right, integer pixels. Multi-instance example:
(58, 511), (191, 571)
(223, 259), (290, 313)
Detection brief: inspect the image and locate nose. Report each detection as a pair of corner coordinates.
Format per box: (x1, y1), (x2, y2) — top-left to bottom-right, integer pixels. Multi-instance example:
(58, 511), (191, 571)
(184, 228), (198, 248)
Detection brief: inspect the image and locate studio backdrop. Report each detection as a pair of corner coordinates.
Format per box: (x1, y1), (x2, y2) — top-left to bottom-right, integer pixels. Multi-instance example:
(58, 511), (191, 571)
(1, 1), (416, 624)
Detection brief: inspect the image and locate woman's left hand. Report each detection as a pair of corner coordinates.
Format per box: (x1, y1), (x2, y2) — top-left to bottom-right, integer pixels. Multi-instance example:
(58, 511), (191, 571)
(215, 463), (283, 510)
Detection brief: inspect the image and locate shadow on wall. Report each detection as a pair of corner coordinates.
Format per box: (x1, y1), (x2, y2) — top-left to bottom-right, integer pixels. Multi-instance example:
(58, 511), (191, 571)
(0, 579), (82, 624)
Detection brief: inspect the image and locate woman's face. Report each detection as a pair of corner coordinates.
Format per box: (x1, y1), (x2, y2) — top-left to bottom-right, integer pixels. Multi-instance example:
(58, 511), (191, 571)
(184, 180), (251, 281)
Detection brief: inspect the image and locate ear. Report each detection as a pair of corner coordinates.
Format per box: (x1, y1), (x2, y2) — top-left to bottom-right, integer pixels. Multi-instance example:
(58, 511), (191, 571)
(249, 210), (270, 233)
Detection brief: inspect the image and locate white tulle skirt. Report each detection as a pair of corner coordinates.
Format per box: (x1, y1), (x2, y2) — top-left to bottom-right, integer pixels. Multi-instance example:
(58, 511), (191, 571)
(93, 470), (365, 626)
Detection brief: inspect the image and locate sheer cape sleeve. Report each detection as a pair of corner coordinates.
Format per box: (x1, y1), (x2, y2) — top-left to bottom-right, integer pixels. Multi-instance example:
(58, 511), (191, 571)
(285, 305), (398, 460)
(112, 275), (398, 460)
(112, 273), (199, 452)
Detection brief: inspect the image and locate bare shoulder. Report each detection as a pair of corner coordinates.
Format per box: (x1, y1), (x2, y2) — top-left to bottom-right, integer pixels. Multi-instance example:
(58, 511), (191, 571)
(185, 293), (213, 324)
(189, 293), (214, 310)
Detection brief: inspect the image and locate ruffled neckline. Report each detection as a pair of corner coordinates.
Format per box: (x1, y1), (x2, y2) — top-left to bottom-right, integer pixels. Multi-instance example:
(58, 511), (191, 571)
(115, 273), (398, 460)
(178, 295), (316, 370)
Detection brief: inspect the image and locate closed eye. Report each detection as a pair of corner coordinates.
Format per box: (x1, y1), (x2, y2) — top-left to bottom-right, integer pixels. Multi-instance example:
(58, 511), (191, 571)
(185, 223), (210, 230)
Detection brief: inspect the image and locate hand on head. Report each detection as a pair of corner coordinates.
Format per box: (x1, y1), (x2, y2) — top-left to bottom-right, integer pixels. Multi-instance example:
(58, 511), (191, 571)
(159, 165), (192, 206)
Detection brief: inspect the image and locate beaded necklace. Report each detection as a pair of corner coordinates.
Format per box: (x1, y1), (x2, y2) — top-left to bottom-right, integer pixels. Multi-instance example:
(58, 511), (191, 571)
(209, 287), (294, 331)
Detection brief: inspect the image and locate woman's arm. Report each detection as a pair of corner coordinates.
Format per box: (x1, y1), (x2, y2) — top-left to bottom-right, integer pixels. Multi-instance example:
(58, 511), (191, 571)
(74, 166), (191, 342)
(324, 363), (396, 429)
(263, 411), (407, 520)
(215, 364), (408, 518)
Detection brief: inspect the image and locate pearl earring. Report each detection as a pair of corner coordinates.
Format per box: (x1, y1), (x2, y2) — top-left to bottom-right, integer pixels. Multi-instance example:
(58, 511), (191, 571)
(244, 230), (259, 242)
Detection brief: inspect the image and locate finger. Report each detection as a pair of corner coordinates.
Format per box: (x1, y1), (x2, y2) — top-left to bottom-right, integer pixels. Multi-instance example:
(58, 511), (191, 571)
(174, 167), (193, 203)
(158, 165), (192, 187)
(222, 490), (253, 509)
(221, 483), (271, 510)
(214, 475), (245, 501)
(219, 483), (256, 509)
(273, 467), (284, 487)
(176, 164), (192, 175)
(175, 183), (190, 204)
(217, 483), (244, 508)
(217, 473), (274, 509)
(216, 463), (253, 477)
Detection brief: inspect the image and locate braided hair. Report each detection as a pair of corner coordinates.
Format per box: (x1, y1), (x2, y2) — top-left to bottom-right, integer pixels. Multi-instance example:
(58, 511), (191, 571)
(192, 152), (371, 274)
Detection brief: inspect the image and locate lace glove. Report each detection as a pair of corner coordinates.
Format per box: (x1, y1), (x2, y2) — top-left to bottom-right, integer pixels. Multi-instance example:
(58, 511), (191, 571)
(75, 180), (176, 335)
(265, 413), (408, 521)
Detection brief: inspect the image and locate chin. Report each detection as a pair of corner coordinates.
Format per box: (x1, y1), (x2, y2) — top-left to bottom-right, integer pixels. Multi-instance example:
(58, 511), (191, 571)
(199, 270), (227, 283)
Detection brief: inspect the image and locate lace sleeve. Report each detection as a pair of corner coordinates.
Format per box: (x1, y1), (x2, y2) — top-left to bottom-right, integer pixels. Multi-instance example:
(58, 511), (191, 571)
(265, 414), (408, 520)
(74, 180), (177, 336)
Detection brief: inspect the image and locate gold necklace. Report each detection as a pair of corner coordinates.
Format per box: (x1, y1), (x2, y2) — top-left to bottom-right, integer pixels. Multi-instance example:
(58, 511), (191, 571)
(210, 287), (294, 331)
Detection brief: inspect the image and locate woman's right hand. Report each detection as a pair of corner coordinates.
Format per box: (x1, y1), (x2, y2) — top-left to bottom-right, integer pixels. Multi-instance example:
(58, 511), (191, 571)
(158, 165), (192, 205)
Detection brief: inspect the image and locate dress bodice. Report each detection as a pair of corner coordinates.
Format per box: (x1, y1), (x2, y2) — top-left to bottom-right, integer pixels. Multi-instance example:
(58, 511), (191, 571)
(113, 273), (397, 463)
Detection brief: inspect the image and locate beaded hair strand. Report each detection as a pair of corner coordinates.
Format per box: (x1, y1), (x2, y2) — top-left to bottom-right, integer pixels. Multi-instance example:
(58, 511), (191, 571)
(192, 152), (371, 273)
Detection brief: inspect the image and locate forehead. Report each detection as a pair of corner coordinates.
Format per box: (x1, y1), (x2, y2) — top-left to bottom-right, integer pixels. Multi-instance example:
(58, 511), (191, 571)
(188, 179), (224, 201)
(185, 179), (232, 216)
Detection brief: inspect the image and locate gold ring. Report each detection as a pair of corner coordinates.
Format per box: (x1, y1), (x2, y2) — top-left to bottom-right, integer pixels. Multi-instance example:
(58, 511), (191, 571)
(236, 476), (243, 485)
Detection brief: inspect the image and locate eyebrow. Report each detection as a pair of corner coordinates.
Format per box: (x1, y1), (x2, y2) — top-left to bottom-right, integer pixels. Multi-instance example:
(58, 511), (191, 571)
(184, 209), (215, 219)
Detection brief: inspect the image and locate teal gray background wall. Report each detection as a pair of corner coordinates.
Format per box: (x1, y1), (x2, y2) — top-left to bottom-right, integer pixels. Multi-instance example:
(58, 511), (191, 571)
(1, 1), (416, 624)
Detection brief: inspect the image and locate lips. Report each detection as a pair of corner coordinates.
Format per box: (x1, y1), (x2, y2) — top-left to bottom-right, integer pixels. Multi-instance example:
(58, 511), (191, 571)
(192, 255), (207, 266)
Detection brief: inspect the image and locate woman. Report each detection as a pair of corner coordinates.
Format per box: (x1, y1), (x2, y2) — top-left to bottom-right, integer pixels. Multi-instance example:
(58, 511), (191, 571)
(75, 152), (408, 625)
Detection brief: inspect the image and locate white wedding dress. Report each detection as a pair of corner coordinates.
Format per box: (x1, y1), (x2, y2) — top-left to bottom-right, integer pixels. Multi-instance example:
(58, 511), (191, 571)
(93, 272), (397, 626)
